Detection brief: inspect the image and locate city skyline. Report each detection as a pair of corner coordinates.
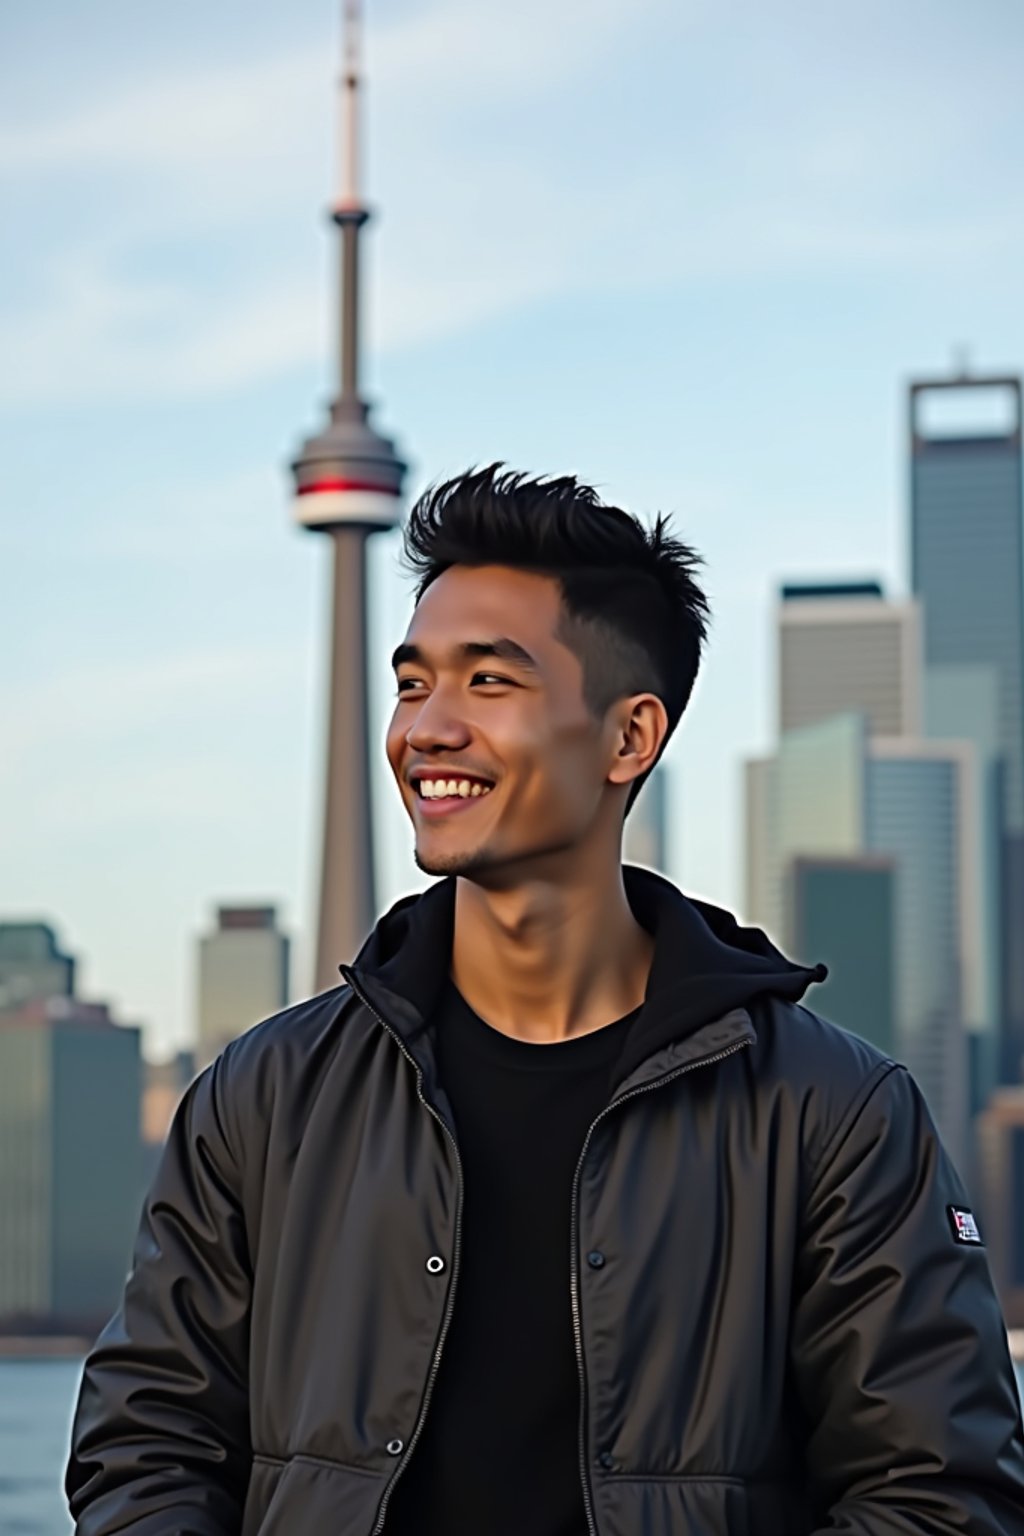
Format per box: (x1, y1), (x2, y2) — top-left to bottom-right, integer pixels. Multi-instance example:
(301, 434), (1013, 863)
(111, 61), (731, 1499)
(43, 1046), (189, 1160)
(4, 0), (1024, 1055)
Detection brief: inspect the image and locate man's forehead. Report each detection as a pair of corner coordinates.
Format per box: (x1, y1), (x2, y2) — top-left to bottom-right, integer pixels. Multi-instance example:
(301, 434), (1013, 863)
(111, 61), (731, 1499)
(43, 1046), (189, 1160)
(405, 565), (563, 646)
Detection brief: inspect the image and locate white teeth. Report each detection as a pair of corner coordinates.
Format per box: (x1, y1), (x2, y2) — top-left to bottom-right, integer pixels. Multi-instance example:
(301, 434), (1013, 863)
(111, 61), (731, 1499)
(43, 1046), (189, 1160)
(416, 777), (493, 800)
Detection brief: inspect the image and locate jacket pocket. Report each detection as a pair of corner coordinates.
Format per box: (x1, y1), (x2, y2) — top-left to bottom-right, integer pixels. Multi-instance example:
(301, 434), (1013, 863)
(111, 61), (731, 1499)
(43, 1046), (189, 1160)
(243, 1452), (387, 1536)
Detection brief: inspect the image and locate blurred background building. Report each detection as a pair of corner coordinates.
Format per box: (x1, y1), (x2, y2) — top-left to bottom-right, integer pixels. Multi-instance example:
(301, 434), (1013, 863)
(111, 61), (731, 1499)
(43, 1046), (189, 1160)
(196, 904), (290, 1071)
(0, 994), (142, 1332)
(978, 1088), (1024, 1327)
(0, 924), (76, 1010)
(624, 763), (669, 873)
(140, 1050), (197, 1183)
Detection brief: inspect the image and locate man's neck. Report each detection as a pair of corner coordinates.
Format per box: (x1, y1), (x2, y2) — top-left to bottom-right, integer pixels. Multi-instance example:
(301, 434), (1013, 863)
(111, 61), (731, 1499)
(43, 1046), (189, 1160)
(449, 865), (655, 1044)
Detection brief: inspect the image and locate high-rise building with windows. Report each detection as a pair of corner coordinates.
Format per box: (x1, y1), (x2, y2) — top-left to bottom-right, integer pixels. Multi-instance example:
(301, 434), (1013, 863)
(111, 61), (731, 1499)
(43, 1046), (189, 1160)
(778, 582), (921, 738)
(911, 374), (1024, 827)
(910, 372), (1024, 1081)
(866, 739), (977, 1168)
(0, 997), (142, 1325)
(196, 905), (290, 1069)
(0, 922), (75, 1009)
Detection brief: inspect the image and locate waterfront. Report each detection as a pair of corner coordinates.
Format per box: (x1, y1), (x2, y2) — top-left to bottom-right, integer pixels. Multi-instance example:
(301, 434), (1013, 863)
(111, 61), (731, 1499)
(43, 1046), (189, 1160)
(1, 1359), (80, 1535)
(4, 1357), (1024, 1533)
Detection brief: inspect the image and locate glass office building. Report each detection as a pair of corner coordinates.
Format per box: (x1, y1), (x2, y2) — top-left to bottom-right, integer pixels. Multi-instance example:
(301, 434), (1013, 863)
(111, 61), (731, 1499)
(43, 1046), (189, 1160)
(866, 744), (972, 1168)
(0, 999), (142, 1324)
(911, 376), (1024, 829)
(910, 374), (1024, 1083)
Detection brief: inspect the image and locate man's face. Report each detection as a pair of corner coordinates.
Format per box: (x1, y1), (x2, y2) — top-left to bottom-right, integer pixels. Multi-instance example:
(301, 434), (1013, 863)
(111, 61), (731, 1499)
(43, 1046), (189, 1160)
(385, 564), (621, 881)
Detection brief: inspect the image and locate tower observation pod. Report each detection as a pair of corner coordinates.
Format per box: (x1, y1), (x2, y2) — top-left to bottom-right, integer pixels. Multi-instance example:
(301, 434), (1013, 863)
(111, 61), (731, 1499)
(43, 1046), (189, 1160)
(290, 0), (408, 992)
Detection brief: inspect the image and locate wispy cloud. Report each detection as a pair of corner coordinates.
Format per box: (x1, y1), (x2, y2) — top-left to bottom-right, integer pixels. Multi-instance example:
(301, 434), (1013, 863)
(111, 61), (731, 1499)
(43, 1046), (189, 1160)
(1, 0), (1020, 411)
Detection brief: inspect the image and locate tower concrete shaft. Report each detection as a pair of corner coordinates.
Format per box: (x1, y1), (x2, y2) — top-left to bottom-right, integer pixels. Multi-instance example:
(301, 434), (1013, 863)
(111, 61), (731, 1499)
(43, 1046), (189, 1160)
(291, 1), (407, 993)
(314, 528), (377, 993)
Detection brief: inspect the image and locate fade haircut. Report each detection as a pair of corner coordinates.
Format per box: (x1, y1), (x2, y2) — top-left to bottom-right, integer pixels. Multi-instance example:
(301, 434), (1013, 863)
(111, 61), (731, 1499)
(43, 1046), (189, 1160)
(399, 464), (711, 817)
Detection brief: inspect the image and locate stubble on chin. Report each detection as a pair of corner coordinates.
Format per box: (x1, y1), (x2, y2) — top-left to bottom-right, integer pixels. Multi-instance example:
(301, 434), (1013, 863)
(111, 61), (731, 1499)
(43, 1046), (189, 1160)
(413, 843), (493, 879)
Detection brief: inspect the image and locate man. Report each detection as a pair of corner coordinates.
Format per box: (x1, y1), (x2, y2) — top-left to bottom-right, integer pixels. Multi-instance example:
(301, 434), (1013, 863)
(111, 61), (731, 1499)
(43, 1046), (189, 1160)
(68, 465), (1024, 1535)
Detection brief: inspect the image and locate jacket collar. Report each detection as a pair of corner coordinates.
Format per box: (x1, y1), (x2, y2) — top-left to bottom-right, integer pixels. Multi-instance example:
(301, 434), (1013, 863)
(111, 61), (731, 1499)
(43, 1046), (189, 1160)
(341, 865), (825, 1102)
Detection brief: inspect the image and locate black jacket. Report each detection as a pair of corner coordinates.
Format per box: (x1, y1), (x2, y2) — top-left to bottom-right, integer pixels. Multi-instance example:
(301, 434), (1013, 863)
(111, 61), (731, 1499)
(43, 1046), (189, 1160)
(67, 866), (1024, 1535)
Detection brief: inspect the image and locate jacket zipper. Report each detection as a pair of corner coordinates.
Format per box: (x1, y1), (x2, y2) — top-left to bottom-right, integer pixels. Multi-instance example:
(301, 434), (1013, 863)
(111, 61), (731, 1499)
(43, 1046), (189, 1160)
(342, 968), (749, 1536)
(339, 969), (466, 1536)
(569, 1037), (752, 1536)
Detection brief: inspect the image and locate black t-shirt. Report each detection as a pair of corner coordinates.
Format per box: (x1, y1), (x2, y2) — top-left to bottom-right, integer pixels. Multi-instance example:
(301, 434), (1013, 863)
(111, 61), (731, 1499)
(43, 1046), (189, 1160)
(384, 977), (641, 1536)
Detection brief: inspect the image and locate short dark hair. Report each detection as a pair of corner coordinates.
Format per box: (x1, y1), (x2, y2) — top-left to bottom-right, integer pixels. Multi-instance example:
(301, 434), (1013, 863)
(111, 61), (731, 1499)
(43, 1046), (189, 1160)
(399, 464), (711, 816)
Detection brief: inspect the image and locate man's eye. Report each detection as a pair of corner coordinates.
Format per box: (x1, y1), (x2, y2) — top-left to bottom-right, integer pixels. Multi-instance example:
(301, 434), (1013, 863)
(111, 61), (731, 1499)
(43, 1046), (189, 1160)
(472, 673), (512, 686)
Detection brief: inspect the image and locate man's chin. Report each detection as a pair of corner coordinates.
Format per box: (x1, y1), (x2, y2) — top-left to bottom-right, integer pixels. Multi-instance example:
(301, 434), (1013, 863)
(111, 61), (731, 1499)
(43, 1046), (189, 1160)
(413, 845), (491, 879)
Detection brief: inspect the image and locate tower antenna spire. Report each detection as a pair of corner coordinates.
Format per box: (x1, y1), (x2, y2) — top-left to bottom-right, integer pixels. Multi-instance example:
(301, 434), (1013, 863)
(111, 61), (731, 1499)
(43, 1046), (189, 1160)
(336, 0), (363, 212)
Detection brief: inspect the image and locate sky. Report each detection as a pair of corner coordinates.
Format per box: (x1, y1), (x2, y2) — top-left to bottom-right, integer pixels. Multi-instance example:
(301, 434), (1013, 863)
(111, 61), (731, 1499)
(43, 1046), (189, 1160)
(2, 0), (1023, 1058)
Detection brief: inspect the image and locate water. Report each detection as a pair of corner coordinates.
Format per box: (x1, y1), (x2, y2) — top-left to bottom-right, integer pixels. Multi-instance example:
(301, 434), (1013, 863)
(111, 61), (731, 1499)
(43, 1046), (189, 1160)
(3, 1357), (1024, 1533)
(0, 1359), (80, 1535)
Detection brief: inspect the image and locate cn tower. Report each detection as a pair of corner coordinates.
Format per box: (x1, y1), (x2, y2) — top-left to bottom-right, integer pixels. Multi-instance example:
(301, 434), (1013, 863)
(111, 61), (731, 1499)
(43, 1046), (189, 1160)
(291, 0), (407, 993)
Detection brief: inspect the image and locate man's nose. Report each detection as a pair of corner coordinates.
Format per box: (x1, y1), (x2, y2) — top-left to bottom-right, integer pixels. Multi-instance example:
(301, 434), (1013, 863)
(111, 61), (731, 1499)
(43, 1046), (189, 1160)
(404, 690), (471, 751)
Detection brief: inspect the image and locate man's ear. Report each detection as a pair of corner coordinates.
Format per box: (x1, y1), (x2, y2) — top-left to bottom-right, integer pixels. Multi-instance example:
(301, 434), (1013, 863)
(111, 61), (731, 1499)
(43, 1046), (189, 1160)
(606, 694), (668, 790)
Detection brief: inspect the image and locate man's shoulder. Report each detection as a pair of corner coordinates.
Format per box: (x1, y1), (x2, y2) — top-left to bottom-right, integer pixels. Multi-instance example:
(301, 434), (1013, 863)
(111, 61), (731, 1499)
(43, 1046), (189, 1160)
(748, 994), (903, 1167)
(200, 982), (361, 1133)
(222, 980), (362, 1074)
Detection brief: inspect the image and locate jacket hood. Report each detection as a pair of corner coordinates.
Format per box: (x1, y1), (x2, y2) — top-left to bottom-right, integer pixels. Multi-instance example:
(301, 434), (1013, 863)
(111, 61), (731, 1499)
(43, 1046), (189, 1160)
(344, 865), (826, 1092)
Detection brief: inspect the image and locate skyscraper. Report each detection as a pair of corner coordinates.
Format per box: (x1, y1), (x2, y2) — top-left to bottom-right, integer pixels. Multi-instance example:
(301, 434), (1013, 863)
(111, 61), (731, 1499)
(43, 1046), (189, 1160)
(0, 997), (142, 1326)
(778, 581), (921, 738)
(911, 374), (1024, 826)
(290, 1), (408, 993)
(0, 922), (75, 1009)
(910, 372), (1024, 1081)
(866, 739), (977, 1168)
(196, 905), (290, 1070)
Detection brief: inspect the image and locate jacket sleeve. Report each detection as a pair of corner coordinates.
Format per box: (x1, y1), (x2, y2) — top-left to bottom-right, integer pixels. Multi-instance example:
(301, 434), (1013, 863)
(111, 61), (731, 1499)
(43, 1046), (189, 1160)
(66, 1049), (253, 1535)
(790, 1060), (1024, 1534)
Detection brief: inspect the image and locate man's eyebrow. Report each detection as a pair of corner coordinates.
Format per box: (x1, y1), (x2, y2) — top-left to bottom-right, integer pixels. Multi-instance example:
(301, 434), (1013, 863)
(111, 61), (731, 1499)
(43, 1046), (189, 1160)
(390, 638), (541, 674)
